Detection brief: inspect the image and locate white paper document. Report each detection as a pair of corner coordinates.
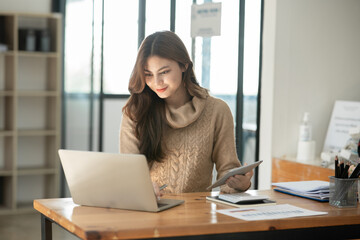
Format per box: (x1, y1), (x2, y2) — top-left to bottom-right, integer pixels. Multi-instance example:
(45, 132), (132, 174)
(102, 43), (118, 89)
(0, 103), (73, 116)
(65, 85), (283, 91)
(217, 204), (327, 221)
(272, 180), (329, 192)
(271, 181), (330, 201)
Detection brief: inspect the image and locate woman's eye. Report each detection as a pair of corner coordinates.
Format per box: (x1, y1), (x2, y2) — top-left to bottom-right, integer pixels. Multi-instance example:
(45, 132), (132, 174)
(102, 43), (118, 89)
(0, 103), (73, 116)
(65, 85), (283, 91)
(161, 70), (169, 75)
(144, 73), (152, 77)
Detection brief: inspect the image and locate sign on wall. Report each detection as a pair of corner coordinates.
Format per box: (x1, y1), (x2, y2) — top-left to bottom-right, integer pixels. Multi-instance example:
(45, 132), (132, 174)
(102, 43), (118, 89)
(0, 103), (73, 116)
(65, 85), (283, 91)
(191, 2), (222, 38)
(323, 100), (360, 152)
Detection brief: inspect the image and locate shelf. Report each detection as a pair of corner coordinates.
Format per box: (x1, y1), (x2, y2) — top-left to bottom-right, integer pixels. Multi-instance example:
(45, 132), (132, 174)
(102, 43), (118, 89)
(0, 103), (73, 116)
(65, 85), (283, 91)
(0, 12), (61, 214)
(0, 130), (58, 136)
(17, 167), (57, 175)
(17, 129), (58, 136)
(17, 135), (58, 169)
(10, 11), (62, 19)
(17, 97), (59, 130)
(0, 130), (14, 136)
(17, 57), (59, 91)
(0, 90), (15, 96)
(0, 51), (15, 56)
(0, 96), (15, 131)
(0, 207), (14, 215)
(0, 170), (13, 176)
(17, 90), (59, 97)
(0, 176), (13, 210)
(0, 135), (14, 171)
(16, 174), (59, 210)
(17, 51), (58, 58)
(0, 54), (15, 91)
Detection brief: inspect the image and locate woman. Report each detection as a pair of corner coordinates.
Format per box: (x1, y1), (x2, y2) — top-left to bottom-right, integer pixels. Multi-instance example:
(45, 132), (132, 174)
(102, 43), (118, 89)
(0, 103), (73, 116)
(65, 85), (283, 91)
(120, 31), (252, 196)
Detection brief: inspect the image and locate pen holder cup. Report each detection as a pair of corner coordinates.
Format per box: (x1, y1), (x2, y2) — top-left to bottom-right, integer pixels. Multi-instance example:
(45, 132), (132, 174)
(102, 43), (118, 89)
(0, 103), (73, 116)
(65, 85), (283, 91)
(329, 176), (359, 208)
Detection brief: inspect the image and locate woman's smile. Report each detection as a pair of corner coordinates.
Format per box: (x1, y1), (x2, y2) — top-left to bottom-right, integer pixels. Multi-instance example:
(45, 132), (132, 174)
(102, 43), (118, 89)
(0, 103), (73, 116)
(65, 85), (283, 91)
(156, 87), (168, 93)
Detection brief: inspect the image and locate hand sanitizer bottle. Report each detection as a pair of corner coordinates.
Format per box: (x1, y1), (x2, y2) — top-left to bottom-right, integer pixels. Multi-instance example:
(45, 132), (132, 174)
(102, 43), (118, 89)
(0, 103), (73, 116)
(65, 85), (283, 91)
(297, 112), (316, 163)
(299, 112), (312, 141)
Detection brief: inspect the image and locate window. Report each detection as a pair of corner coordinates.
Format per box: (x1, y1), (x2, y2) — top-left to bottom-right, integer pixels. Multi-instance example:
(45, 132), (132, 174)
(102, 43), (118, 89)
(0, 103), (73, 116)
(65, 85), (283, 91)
(103, 0), (139, 94)
(60, 0), (262, 193)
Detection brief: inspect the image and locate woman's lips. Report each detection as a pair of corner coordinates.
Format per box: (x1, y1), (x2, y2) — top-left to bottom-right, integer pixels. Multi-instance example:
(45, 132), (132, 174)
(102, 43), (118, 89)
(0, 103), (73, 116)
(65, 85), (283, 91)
(156, 87), (167, 93)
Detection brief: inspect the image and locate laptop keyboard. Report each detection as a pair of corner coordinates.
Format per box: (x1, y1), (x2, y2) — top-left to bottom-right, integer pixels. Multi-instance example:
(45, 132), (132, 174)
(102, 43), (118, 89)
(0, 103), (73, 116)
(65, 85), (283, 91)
(157, 203), (167, 208)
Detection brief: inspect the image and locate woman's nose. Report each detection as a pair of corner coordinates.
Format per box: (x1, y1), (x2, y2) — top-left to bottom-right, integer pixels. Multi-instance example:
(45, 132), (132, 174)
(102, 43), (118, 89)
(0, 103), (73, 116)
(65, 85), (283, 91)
(154, 75), (164, 85)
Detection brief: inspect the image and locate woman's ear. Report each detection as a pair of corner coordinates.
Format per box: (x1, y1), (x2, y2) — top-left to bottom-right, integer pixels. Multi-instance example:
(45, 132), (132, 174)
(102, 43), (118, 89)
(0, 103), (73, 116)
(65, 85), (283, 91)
(182, 63), (189, 72)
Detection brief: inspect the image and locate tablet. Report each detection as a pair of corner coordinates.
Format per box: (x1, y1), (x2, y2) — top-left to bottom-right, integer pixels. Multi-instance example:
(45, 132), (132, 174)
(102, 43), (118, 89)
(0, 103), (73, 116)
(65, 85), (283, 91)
(207, 160), (263, 190)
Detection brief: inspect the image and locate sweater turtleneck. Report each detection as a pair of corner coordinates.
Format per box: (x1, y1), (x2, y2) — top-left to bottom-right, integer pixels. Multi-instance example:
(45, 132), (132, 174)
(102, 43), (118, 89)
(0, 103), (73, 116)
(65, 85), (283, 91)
(165, 93), (208, 129)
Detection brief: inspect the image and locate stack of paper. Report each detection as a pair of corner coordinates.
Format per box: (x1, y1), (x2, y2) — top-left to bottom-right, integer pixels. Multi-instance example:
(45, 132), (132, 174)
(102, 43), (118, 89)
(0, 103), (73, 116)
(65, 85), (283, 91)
(272, 180), (329, 202)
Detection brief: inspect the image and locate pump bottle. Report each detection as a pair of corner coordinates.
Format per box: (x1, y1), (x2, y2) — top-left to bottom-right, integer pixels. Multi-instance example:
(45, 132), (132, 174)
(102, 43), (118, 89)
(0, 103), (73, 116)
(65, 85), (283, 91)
(299, 112), (312, 141)
(296, 112), (316, 163)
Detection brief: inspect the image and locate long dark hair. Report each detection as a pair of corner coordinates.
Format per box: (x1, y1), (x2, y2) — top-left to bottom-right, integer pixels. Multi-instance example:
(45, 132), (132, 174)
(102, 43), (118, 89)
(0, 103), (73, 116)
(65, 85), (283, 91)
(123, 31), (205, 163)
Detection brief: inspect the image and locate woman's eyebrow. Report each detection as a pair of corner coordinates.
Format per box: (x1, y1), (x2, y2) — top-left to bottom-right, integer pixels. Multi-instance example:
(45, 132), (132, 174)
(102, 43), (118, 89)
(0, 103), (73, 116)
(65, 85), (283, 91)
(144, 65), (170, 72)
(157, 65), (170, 72)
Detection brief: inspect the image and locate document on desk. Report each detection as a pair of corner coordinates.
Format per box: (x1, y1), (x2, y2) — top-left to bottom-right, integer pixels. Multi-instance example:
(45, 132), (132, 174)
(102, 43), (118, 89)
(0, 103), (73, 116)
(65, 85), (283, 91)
(272, 180), (330, 201)
(217, 204), (327, 221)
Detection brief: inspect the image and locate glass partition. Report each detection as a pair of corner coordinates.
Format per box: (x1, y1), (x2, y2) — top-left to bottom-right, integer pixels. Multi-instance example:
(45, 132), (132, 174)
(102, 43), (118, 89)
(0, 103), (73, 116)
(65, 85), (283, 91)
(62, 0), (262, 192)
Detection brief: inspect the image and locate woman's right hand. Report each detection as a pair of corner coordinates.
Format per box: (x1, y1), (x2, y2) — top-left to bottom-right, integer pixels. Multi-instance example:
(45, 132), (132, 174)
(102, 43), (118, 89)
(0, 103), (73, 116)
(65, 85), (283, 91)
(152, 182), (163, 201)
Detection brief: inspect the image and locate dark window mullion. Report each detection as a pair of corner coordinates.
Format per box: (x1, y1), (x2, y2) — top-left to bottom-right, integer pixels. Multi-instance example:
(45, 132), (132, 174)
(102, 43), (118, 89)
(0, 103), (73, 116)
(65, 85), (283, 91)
(191, 0), (197, 65)
(138, 0), (146, 47)
(254, 0), (265, 189)
(98, 0), (105, 151)
(89, 0), (96, 151)
(170, 0), (176, 32)
(236, 0), (245, 164)
(103, 94), (130, 99)
(52, 0), (66, 198)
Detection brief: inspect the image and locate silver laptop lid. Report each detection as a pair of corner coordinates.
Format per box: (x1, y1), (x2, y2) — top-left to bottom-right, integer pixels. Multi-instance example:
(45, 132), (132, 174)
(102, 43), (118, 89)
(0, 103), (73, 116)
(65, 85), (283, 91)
(59, 149), (161, 212)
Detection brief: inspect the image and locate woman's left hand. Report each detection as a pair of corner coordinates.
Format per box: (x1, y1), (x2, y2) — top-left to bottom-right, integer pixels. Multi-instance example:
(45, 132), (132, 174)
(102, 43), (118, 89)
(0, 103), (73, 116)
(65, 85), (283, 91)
(225, 169), (253, 191)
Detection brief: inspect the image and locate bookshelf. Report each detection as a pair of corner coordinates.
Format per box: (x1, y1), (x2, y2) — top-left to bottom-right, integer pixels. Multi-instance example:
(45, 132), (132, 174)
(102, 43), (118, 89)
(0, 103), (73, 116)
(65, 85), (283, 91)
(0, 12), (61, 214)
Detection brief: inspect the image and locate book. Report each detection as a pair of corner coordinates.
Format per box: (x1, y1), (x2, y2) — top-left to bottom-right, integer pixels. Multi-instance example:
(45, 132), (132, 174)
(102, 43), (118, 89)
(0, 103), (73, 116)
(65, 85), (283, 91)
(272, 180), (329, 202)
(206, 195), (276, 208)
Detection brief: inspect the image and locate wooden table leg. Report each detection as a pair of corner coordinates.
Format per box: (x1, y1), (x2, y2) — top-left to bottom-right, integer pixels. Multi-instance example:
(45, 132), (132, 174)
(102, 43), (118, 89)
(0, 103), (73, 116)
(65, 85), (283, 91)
(41, 214), (52, 240)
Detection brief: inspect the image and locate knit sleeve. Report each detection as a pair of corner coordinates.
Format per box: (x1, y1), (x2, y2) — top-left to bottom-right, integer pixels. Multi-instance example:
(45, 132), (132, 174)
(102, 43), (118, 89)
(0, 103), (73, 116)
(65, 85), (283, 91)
(211, 99), (241, 193)
(119, 113), (141, 154)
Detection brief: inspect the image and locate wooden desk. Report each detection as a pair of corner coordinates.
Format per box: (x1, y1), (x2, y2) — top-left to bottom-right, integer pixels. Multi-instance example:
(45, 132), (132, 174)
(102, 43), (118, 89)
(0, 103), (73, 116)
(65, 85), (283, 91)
(33, 190), (360, 240)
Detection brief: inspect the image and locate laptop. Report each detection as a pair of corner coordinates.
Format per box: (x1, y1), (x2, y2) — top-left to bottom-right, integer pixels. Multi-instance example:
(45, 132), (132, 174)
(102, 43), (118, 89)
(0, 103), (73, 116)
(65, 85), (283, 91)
(58, 149), (184, 212)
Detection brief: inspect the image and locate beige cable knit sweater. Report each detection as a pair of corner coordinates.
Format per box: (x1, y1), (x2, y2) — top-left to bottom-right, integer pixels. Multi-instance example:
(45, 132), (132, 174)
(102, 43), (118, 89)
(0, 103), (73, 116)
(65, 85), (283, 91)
(119, 92), (241, 193)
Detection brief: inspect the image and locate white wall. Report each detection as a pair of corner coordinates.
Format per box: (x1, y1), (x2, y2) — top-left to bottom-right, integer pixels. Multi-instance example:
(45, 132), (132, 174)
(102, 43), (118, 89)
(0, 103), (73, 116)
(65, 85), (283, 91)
(259, 0), (360, 189)
(258, 0), (276, 190)
(0, 0), (51, 13)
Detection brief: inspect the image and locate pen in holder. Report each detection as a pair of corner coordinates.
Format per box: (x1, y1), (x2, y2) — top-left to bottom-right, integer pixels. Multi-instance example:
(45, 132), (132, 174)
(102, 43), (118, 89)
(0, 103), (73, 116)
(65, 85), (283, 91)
(329, 176), (358, 208)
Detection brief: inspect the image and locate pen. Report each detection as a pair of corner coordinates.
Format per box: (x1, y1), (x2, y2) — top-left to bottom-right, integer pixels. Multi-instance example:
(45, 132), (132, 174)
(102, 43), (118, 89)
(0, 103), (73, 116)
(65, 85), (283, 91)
(339, 160), (344, 177)
(335, 156), (339, 178)
(341, 163), (350, 178)
(349, 163), (360, 179)
(159, 184), (168, 190)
